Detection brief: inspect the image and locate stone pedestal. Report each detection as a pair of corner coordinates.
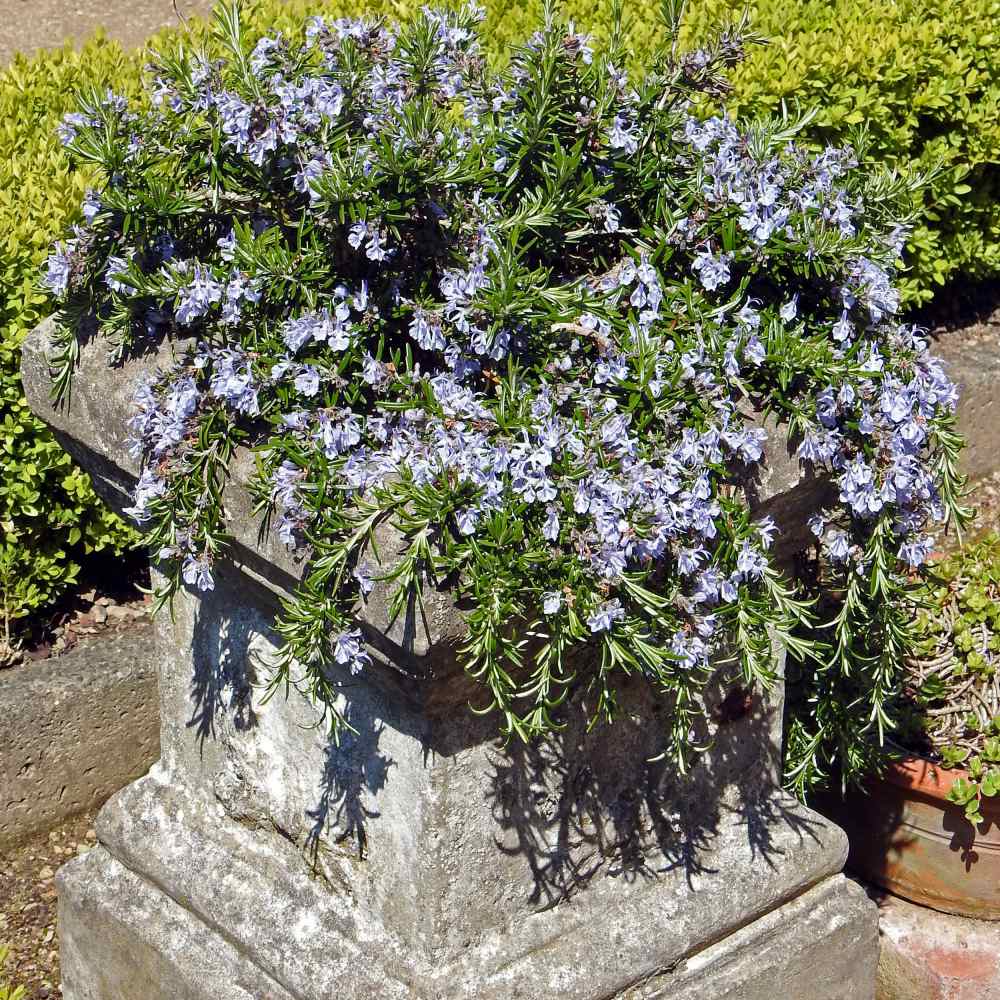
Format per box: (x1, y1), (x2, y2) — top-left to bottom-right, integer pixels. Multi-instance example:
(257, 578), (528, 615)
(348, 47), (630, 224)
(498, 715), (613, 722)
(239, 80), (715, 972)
(23, 318), (879, 999)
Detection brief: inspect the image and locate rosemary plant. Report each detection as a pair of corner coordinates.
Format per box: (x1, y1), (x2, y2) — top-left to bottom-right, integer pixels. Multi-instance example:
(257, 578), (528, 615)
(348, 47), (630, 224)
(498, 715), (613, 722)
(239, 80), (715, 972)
(44, 0), (967, 791)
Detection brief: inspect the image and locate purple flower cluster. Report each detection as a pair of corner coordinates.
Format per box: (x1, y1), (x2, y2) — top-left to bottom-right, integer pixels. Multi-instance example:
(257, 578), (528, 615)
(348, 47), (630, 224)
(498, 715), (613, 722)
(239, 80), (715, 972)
(124, 345), (267, 574)
(348, 220), (392, 262)
(692, 249), (731, 291)
(679, 115), (862, 253)
(57, 90), (128, 146)
(209, 348), (260, 416)
(332, 628), (371, 675)
(43, 238), (79, 298)
(795, 326), (957, 567)
(175, 263), (223, 325)
(271, 460), (308, 546)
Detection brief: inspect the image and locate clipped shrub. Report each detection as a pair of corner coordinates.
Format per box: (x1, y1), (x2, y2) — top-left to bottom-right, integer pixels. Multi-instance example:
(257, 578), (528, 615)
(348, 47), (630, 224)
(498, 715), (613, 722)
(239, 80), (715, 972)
(0, 38), (143, 626)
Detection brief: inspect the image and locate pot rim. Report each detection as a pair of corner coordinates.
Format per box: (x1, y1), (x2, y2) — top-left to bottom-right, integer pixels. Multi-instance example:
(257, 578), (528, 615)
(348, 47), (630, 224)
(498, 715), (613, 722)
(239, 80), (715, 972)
(880, 754), (963, 798)
(878, 752), (1000, 817)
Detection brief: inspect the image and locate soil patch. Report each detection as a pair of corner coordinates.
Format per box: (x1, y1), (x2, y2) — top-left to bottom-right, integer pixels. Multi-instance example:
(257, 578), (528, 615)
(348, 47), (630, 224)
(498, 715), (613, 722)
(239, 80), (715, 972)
(0, 812), (97, 999)
(916, 278), (1000, 348)
(2, 557), (150, 672)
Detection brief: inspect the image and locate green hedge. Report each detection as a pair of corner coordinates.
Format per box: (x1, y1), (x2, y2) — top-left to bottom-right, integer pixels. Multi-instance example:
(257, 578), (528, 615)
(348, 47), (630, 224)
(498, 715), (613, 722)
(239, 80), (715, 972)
(0, 38), (142, 626)
(683, 0), (1000, 304)
(2, 0), (999, 627)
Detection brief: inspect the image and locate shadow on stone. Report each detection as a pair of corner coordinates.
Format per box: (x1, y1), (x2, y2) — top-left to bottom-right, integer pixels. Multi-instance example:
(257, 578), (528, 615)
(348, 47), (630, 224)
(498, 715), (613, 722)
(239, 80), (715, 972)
(306, 705), (395, 861)
(486, 662), (826, 909)
(188, 583), (258, 746)
(186, 571), (396, 861)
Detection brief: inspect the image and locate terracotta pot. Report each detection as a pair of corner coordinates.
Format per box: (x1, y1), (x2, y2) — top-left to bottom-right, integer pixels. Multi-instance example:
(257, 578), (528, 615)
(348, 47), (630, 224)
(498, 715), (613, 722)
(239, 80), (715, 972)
(824, 755), (1000, 920)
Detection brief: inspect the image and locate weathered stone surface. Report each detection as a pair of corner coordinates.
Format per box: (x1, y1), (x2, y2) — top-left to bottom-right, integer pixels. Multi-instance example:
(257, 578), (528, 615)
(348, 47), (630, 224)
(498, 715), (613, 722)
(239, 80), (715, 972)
(23, 317), (879, 998)
(54, 555), (865, 999)
(62, 779), (857, 999)
(20, 318), (153, 507)
(57, 847), (299, 1000)
(934, 335), (1000, 483)
(0, 628), (159, 848)
(625, 875), (878, 1000)
(875, 891), (1000, 1000)
(65, 559), (849, 997)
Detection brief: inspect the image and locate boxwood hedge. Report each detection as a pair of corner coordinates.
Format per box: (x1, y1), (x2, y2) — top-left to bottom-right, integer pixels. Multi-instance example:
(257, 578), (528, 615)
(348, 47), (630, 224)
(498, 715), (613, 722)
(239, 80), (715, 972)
(683, 0), (1000, 305)
(1, 38), (142, 628)
(483, 0), (1000, 304)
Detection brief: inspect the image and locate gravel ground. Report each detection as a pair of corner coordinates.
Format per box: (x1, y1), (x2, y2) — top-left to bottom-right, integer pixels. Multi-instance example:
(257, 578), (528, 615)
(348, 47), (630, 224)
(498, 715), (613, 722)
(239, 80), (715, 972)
(1, 551), (150, 673)
(0, 0), (216, 65)
(0, 812), (97, 999)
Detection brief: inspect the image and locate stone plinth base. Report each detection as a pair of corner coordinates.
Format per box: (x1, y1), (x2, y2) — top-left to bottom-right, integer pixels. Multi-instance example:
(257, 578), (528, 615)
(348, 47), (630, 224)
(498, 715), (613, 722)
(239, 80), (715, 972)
(628, 876), (878, 1000)
(56, 770), (878, 1000)
(876, 892), (1000, 1000)
(57, 845), (875, 1000)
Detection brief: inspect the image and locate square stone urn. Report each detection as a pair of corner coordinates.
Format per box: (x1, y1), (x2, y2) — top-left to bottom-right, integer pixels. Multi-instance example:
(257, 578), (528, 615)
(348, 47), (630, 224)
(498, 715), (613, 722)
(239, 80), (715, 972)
(21, 318), (878, 1000)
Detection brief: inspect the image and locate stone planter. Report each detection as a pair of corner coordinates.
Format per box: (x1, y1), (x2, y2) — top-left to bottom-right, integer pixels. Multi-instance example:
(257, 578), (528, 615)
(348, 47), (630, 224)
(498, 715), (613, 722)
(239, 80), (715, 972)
(21, 317), (878, 1000)
(829, 755), (1000, 921)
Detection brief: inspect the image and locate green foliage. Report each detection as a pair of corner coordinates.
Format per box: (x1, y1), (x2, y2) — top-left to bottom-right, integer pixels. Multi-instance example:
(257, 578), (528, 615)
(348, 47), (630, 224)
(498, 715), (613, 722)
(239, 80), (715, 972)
(897, 532), (1000, 825)
(50, 0), (966, 795)
(390, 0), (1000, 305)
(442, 0), (1000, 304)
(947, 738), (1000, 826)
(0, 947), (25, 1000)
(0, 38), (140, 627)
(3, 0), (998, 628)
(680, 0), (1000, 305)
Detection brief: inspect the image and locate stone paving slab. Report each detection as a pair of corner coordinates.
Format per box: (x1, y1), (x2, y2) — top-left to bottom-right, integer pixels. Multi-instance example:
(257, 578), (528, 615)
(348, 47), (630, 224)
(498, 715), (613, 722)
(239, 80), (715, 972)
(0, 0), (215, 66)
(876, 891), (1000, 1000)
